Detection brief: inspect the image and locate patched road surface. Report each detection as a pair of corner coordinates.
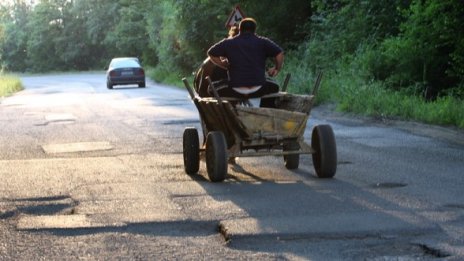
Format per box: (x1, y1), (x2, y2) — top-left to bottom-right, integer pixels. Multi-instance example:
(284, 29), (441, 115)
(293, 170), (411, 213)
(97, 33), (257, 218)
(0, 73), (463, 260)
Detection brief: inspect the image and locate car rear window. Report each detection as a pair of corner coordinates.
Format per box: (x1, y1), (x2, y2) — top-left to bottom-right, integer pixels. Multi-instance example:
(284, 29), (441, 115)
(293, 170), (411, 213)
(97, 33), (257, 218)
(110, 59), (140, 68)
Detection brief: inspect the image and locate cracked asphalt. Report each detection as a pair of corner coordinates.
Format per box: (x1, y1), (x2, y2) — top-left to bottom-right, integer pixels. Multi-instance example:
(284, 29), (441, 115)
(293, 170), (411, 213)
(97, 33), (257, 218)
(0, 72), (463, 260)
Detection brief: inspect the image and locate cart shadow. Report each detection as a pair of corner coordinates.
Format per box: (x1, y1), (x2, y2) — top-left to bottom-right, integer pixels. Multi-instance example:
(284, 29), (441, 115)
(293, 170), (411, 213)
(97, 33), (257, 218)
(228, 163), (267, 182)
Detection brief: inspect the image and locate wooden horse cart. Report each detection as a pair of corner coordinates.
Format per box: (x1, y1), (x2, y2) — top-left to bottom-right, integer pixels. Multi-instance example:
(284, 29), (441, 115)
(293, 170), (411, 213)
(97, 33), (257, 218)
(181, 73), (337, 182)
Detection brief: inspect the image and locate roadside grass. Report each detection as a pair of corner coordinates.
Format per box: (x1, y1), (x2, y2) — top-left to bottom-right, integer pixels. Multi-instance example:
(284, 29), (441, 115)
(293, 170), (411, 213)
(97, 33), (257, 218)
(331, 77), (464, 128)
(146, 66), (189, 88)
(0, 73), (23, 97)
(283, 56), (464, 129)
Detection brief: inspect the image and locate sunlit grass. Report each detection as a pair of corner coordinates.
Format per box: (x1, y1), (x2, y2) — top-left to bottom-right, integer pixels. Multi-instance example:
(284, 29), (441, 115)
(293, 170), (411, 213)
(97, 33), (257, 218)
(332, 79), (464, 129)
(0, 73), (23, 97)
(146, 66), (187, 88)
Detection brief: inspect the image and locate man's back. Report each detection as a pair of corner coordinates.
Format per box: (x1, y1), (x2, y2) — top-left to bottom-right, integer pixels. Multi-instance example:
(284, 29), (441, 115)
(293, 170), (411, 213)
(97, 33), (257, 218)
(208, 32), (282, 88)
(206, 17), (284, 103)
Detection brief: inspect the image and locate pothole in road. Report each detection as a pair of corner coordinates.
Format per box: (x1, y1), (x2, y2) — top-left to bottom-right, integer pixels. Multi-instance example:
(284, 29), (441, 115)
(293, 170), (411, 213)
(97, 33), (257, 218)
(1, 197), (78, 222)
(416, 243), (451, 258)
(8, 195), (77, 216)
(371, 182), (407, 189)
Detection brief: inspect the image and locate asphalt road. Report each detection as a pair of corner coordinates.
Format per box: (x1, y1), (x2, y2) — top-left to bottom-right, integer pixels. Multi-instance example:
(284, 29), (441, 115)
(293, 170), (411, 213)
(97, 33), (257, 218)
(1, 72), (463, 260)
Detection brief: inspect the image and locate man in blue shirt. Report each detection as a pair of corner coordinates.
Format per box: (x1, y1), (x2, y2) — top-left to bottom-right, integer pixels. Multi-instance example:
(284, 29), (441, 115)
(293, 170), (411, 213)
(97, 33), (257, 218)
(207, 18), (284, 105)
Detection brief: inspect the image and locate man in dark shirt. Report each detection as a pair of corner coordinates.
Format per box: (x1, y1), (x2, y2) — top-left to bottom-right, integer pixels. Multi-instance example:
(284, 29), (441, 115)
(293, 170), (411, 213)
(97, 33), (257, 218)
(207, 18), (284, 103)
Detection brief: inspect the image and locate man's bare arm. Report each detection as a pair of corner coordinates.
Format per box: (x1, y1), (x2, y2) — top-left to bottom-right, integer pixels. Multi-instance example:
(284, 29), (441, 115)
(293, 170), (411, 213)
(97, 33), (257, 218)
(268, 52), (284, 77)
(208, 55), (229, 70)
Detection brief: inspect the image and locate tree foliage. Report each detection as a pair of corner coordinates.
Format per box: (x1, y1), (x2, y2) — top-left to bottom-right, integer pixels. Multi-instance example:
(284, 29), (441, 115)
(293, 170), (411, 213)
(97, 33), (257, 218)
(0, 1), (31, 71)
(0, 0), (462, 96)
(306, 0), (463, 95)
(381, 0), (464, 91)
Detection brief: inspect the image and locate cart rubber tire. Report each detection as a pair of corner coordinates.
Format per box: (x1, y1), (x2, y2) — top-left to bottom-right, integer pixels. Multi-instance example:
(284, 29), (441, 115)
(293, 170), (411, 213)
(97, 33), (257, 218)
(311, 124), (337, 178)
(183, 127), (200, 175)
(283, 141), (300, 169)
(205, 131), (228, 182)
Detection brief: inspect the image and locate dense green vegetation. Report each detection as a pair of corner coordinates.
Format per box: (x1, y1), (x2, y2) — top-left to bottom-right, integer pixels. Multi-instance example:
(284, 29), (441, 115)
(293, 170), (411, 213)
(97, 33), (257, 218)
(0, 0), (463, 128)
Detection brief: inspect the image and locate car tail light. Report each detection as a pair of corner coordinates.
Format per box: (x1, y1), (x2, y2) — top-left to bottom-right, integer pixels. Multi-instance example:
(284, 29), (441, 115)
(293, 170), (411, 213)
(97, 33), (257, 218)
(110, 70), (118, 77)
(137, 68), (145, 76)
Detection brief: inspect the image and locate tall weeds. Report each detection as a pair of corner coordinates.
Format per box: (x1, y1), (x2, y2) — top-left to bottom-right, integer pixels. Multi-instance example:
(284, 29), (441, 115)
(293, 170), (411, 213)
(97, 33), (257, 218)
(0, 73), (23, 97)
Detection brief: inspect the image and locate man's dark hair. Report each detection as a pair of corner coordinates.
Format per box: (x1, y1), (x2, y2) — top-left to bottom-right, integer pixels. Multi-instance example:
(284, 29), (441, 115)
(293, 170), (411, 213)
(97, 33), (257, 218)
(239, 18), (257, 33)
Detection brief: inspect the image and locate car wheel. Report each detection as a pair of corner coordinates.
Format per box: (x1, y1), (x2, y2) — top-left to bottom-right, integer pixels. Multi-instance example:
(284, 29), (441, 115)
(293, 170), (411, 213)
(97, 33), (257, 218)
(107, 82), (113, 89)
(138, 81), (146, 88)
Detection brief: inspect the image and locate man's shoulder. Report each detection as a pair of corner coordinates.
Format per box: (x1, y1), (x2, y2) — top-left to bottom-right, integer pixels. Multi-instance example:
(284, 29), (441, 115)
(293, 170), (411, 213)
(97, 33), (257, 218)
(208, 38), (230, 54)
(234, 34), (272, 45)
(255, 34), (270, 40)
(255, 35), (277, 44)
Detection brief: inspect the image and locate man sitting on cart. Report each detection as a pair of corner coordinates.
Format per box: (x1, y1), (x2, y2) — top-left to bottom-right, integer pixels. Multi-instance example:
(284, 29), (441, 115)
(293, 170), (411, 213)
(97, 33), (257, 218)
(194, 26), (239, 98)
(207, 18), (284, 107)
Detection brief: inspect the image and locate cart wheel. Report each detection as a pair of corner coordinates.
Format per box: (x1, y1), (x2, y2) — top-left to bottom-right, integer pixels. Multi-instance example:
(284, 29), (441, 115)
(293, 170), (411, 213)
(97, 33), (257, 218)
(311, 124), (337, 178)
(283, 140), (300, 169)
(205, 131), (228, 182)
(183, 127), (200, 175)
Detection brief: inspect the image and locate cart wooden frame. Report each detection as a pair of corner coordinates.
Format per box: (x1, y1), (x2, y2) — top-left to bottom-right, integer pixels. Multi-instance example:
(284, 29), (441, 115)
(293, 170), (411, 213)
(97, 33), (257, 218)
(182, 73), (337, 182)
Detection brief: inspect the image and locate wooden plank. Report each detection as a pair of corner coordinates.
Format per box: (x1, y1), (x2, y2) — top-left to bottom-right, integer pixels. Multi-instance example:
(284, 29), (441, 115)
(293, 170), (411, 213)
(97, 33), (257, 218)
(196, 99), (242, 148)
(275, 94), (314, 114)
(223, 103), (251, 138)
(235, 107), (308, 138)
(182, 77), (197, 99)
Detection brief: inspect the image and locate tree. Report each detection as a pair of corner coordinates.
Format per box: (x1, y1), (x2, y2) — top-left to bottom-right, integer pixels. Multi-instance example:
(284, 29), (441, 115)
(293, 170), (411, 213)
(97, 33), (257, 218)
(104, 0), (149, 60)
(239, 0), (311, 47)
(54, 0), (93, 70)
(26, 0), (69, 71)
(382, 0), (464, 92)
(173, 0), (233, 72)
(0, 0), (32, 71)
(306, 0), (407, 71)
(75, 0), (120, 67)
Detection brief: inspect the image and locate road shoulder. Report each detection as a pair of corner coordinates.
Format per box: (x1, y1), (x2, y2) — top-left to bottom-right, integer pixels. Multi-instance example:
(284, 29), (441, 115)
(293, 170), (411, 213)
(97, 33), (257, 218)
(312, 104), (464, 146)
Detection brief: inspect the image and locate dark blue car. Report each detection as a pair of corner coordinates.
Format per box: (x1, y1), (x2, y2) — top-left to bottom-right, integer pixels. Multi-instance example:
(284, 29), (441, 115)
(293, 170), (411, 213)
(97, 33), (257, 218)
(106, 57), (145, 89)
